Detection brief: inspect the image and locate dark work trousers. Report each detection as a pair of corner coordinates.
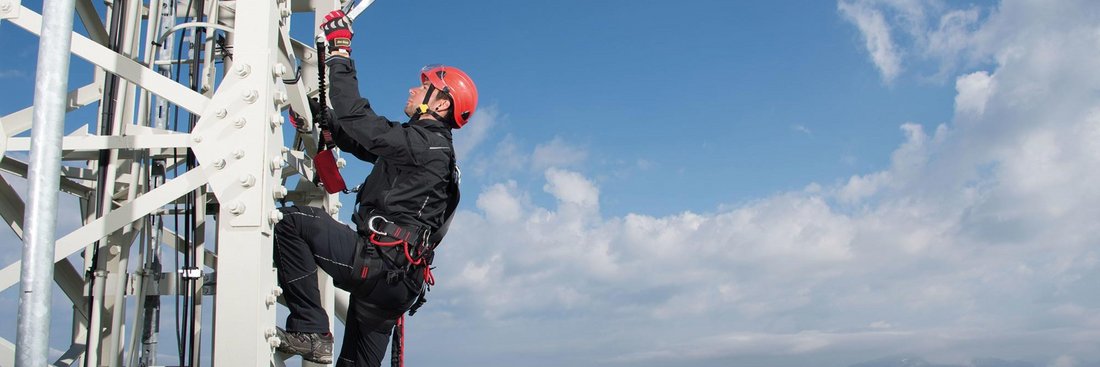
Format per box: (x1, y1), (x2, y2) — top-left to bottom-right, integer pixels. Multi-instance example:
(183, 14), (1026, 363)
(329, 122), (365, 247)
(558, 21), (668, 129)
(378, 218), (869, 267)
(273, 205), (421, 367)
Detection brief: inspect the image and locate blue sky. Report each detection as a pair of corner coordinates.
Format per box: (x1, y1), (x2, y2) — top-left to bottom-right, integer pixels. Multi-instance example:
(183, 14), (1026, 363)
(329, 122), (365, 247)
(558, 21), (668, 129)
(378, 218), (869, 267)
(3, 0), (1100, 366)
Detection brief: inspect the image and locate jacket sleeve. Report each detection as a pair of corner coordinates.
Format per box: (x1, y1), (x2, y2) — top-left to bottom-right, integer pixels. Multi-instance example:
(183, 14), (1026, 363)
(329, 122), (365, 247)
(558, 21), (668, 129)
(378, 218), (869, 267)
(325, 56), (425, 165)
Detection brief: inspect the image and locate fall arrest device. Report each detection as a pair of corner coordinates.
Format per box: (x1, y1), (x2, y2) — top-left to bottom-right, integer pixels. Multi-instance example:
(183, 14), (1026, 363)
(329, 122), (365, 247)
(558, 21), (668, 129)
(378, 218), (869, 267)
(288, 40), (348, 194)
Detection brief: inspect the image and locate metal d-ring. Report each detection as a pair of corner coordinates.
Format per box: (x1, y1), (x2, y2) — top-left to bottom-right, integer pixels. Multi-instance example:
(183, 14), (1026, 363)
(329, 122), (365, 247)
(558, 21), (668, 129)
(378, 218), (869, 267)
(367, 215), (392, 236)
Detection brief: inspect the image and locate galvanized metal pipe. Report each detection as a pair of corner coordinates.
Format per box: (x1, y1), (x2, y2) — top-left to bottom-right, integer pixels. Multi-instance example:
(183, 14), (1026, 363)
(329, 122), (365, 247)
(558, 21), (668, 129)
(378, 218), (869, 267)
(16, 0), (78, 364)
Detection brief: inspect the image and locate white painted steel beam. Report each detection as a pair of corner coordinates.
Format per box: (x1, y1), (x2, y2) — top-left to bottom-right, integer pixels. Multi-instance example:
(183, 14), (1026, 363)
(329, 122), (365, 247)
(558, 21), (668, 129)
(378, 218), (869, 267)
(0, 337), (13, 367)
(5, 133), (194, 152)
(0, 176), (26, 239)
(0, 157), (95, 198)
(7, 6), (210, 114)
(74, 0), (108, 46)
(160, 227), (218, 269)
(0, 167), (210, 292)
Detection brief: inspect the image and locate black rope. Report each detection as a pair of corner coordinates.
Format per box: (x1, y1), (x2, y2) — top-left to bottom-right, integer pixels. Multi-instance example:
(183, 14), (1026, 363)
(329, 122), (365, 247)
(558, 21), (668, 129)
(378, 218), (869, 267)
(84, 0), (128, 364)
(169, 0), (195, 364)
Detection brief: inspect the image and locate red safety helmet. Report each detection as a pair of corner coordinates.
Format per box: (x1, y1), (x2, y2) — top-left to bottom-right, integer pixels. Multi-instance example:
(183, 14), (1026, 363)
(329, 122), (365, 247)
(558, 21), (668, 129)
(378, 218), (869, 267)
(420, 64), (478, 128)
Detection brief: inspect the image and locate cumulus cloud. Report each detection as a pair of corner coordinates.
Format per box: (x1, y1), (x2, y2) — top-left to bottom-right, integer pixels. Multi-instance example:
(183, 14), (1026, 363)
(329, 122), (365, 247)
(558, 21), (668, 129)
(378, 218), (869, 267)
(839, 0), (987, 83)
(531, 137), (588, 170)
(417, 1), (1100, 366)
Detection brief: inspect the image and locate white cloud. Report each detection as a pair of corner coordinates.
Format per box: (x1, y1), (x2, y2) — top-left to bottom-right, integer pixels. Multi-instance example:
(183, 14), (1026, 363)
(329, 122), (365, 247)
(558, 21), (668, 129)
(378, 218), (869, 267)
(531, 137), (587, 170)
(542, 168), (598, 209)
(839, 0), (986, 83)
(453, 104), (499, 158)
(955, 71), (994, 116)
(475, 180), (524, 224)
(839, 0), (903, 83)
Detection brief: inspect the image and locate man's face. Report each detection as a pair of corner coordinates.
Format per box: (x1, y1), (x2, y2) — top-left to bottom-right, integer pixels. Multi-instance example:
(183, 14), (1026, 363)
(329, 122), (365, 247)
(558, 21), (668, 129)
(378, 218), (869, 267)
(405, 81), (435, 117)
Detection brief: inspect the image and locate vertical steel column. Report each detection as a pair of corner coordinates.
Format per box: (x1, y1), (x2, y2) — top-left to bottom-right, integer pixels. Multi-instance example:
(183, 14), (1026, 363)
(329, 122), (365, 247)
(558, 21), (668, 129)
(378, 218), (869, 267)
(209, 1), (283, 364)
(15, 0), (77, 365)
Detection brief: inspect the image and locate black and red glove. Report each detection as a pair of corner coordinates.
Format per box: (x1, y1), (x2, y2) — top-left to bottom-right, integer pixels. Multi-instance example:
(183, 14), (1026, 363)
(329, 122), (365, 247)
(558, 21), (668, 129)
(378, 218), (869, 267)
(320, 10), (353, 53)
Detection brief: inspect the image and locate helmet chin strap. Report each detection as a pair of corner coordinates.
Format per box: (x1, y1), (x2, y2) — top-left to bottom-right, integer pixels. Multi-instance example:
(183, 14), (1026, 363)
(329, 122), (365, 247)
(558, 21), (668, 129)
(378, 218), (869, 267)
(409, 84), (449, 123)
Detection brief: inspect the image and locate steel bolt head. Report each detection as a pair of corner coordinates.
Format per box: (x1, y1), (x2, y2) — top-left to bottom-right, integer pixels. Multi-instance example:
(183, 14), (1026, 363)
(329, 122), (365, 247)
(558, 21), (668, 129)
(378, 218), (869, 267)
(228, 202), (246, 215)
(215, 109), (228, 118)
(274, 92), (289, 105)
(242, 90), (258, 103)
(213, 159), (226, 169)
(273, 64), (287, 77)
(232, 149), (245, 159)
(269, 210), (284, 224)
(235, 64), (251, 78)
(273, 185), (288, 199)
(268, 336), (281, 348)
(192, 135), (203, 143)
(238, 174), (256, 188)
(233, 117), (247, 128)
(271, 157), (285, 171)
(270, 115), (284, 128)
(0, 2), (11, 12)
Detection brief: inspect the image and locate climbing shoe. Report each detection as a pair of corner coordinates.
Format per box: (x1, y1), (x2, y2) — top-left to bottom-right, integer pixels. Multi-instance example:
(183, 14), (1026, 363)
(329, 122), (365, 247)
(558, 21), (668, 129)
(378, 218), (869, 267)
(276, 327), (333, 364)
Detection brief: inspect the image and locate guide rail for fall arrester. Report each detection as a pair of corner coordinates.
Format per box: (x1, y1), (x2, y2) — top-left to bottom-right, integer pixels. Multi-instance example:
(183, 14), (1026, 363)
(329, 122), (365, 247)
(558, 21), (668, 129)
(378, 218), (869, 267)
(309, 0), (375, 194)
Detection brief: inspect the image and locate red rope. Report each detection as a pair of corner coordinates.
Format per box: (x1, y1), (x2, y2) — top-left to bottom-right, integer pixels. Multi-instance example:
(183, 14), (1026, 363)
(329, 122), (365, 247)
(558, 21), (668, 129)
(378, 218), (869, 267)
(396, 316), (405, 367)
(369, 233), (435, 286)
(369, 233), (404, 247)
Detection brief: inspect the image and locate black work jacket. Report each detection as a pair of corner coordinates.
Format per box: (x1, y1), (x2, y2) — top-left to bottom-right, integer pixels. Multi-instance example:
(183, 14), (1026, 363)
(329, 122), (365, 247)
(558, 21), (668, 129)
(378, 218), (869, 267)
(325, 56), (457, 236)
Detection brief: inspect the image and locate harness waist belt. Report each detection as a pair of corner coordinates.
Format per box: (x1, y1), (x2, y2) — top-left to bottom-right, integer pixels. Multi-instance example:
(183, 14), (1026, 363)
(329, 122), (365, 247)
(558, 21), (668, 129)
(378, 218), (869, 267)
(367, 216), (428, 248)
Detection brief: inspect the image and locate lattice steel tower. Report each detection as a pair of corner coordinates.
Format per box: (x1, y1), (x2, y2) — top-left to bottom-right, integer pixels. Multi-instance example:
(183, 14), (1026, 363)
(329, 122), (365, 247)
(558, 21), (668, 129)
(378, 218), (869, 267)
(1, 0), (357, 365)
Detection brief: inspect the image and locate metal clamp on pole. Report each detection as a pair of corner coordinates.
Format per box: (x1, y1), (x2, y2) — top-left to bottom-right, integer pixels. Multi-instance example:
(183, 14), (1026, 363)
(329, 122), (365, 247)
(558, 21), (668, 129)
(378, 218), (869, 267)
(178, 267), (202, 280)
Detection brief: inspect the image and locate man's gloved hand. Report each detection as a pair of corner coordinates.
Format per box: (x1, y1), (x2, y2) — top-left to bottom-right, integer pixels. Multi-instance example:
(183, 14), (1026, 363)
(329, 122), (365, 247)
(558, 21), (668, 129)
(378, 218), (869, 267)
(320, 10), (353, 53)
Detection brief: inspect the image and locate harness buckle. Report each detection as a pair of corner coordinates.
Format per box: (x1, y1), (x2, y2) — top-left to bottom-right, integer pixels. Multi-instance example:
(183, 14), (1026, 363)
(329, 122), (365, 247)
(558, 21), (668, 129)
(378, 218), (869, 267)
(367, 215), (393, 236)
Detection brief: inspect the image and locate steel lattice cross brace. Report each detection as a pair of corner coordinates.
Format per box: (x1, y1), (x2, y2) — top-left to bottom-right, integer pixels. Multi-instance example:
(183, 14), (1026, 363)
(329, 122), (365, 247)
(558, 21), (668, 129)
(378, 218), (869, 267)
(0, 0), (355, 365)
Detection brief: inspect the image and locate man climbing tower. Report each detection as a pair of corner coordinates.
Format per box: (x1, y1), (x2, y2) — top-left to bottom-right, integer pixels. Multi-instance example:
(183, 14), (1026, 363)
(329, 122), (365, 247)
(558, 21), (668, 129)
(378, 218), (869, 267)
(272, 9), (477, 366)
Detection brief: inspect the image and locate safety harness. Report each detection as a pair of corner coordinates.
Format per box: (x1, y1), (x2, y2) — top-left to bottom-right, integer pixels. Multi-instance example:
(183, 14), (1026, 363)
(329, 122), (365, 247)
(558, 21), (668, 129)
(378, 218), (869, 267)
(345, 133), (459, 367)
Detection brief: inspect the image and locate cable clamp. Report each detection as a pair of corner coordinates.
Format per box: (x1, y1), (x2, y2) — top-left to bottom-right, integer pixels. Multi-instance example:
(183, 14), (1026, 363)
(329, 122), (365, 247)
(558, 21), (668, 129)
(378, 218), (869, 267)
(178, 267), (202, 279)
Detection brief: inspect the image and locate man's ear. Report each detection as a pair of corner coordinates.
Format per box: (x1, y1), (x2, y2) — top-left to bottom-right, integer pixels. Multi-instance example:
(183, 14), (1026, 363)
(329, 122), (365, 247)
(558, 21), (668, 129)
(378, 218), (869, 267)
(433, 95), (452, 113)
